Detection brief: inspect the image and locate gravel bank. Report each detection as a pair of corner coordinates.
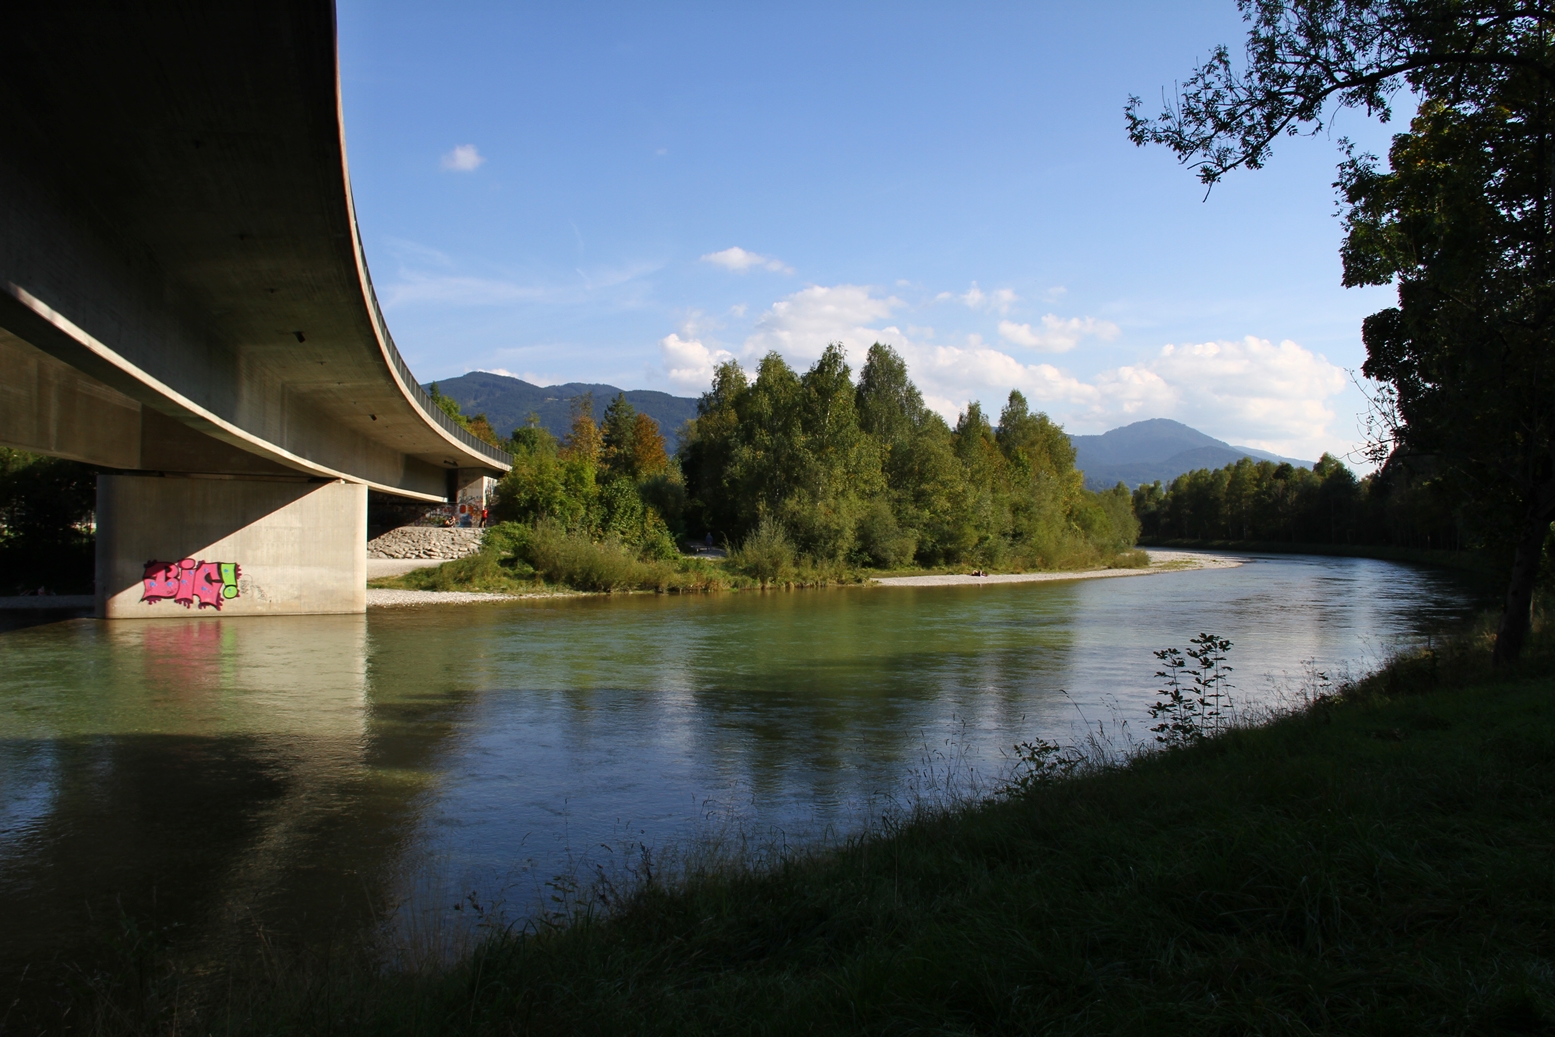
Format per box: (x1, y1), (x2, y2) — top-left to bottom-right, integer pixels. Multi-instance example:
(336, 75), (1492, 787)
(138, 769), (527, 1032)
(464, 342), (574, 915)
(871, 549), (1242, 588)
(367, 526), (485, 560)
(366, 588), (527, 607)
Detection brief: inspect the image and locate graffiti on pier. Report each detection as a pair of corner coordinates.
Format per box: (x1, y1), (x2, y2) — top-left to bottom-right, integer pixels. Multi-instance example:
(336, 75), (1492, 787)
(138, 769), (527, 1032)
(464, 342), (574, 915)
(141, 558), (241, 610)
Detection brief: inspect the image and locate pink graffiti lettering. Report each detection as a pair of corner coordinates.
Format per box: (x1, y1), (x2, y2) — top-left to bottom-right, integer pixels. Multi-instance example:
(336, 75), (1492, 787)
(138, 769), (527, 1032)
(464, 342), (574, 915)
(141, 558), (241, 610)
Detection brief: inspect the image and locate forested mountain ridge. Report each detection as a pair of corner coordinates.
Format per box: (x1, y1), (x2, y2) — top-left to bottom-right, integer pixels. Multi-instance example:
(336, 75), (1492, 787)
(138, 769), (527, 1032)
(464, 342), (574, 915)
(1069, 418), (1312, 490)
(433, 372), (1303, 490)
(425, 372), (698, 450)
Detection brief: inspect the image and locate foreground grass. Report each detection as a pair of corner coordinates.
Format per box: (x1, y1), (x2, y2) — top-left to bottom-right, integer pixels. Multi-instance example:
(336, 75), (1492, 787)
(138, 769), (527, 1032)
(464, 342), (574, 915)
(38, 630), (1555, 1034)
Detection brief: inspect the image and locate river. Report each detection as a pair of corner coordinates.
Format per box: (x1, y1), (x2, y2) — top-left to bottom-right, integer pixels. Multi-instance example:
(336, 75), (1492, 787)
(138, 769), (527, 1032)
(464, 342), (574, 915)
(0, 552), (1486, 973)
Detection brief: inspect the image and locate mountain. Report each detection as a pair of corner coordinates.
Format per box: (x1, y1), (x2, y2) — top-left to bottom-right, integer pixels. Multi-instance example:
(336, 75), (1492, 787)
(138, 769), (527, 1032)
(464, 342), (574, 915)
(426, 372), (700, 451)
(1069, 419), (1314, 490)
(428, 378), (1309, 489)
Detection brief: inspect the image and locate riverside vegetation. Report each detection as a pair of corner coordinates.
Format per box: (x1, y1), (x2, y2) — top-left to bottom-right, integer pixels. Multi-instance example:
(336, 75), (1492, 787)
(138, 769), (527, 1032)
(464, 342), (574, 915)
(379, 344), (1145, 595)
(20, 616), (1555, 1035)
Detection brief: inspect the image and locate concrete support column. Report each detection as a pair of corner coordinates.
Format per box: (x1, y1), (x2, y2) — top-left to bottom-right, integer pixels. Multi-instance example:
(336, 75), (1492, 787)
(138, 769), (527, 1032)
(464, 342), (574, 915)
(454, 468), (495, 525)
(96, 475), (366, 619)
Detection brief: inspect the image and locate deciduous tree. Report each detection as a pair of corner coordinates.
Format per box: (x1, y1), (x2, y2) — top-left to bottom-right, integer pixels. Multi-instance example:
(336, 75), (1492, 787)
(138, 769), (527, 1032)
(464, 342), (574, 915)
(1129, 0), (1555, 663)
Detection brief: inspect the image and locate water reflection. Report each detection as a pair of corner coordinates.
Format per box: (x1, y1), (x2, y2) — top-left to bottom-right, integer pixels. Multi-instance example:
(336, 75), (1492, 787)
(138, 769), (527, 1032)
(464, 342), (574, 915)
(0, 614), (436, 973)
(0, 554), (1488, 974)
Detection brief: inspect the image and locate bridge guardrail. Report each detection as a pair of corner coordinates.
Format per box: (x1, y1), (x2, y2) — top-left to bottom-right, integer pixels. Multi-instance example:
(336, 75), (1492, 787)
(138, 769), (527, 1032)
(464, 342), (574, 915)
(364, 275), (512, 469)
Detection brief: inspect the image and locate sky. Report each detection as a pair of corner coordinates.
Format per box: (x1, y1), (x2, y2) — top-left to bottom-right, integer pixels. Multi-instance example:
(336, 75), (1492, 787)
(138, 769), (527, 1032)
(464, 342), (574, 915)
(336, 1), (1413, 464)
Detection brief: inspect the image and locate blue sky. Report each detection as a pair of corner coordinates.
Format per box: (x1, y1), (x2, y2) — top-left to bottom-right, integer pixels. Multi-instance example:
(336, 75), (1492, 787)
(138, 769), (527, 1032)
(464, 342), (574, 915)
(337, 1), (1410, 462)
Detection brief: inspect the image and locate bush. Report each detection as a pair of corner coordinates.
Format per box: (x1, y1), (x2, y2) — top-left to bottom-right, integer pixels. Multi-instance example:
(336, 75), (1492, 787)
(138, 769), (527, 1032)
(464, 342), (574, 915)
(854, 501), (918, 568)
(387, 550), (535, 593)
(728, 518), (798, 587)
(525, 521), (653, 592)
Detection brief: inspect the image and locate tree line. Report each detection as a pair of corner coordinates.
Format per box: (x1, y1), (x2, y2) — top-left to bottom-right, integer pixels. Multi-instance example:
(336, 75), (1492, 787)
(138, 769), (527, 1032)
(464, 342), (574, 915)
(678, 343), (1138, 569)
(481, 343), (1140, 572)
(488, 392), (681, 560)
(0, 448), (97, 595)
(1131, 0), (1555, 662)
(1131, 452), (1469, 552)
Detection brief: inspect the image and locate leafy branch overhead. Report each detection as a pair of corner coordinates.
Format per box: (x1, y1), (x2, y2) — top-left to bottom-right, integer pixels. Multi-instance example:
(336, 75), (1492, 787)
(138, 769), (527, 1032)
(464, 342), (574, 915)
(1127, 1), (1555, 185)
(1132, 0), (1555, 667)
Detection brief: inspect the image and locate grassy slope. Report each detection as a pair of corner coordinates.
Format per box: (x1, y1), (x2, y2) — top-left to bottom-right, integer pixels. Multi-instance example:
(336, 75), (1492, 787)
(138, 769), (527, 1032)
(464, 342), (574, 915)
(222, 639), (1555, 1036)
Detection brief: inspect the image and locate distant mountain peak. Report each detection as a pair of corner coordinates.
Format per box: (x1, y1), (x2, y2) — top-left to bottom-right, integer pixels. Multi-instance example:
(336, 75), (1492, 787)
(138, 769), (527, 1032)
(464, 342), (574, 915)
(425, 371), (699, 450)
(1069, 419), (1314, 490)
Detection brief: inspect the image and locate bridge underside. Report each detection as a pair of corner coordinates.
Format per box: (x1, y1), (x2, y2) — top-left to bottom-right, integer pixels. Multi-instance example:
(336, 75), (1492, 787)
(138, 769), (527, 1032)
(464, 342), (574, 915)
(0, 2), (509, 617)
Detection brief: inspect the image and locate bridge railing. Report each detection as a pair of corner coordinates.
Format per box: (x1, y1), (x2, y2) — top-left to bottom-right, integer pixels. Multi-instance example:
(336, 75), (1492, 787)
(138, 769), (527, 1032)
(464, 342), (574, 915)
(364, 276), (512, 469)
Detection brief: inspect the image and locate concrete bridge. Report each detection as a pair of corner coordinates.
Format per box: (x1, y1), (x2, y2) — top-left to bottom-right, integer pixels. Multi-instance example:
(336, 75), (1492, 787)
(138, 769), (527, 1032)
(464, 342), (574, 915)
(0, 2), (510, 617)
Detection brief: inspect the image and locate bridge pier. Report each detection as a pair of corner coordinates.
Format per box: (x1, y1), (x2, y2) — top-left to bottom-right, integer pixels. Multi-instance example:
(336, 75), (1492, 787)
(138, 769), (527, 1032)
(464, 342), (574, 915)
(95, 475), (366, 619)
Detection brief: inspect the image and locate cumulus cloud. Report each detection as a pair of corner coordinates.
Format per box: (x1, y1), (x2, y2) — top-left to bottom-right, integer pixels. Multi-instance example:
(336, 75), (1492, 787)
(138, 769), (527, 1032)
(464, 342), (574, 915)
(654, 283), (1348, 458)
(687, 283), (1095, 415)
(440, 144), (485, 172)
(661, 333), (736, 391)
(1106, 337), (1347, 455)
(958, 283), (1018, 315)
(700, 246), (793, 274)
(998, 315), (1120, 353)
(742, 284), (901, 363)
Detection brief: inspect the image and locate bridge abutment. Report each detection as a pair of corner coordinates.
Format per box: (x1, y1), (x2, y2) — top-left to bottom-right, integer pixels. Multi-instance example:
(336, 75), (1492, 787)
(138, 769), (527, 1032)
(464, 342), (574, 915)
(95, 476), (366, 619)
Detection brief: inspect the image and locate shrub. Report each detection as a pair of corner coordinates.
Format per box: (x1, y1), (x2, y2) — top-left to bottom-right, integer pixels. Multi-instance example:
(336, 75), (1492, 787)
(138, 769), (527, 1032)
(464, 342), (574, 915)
(854, 500), (918, 568)
(729, 518), (797, 586)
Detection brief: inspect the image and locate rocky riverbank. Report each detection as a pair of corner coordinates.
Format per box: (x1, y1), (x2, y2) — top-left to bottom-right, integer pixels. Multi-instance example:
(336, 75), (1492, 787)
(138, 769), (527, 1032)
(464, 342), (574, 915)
(366, 526), (485, 560)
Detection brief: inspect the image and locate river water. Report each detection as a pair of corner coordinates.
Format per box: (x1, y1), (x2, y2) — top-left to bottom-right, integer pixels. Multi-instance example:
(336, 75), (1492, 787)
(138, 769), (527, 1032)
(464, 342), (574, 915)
(0, 553), (1486, 972)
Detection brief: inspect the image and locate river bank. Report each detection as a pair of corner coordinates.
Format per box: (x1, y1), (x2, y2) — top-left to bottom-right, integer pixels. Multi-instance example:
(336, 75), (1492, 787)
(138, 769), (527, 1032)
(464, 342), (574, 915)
(873, 548), (1239, 587)
(366, 548), (1234, 604)
(1140, 537), (1500, 578)
(22, 611), (1550, 1035)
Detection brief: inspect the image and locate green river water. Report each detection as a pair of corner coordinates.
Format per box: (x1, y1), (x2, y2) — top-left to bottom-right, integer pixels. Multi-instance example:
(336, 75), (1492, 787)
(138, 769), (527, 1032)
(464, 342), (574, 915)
(0, 553), (1484, 973)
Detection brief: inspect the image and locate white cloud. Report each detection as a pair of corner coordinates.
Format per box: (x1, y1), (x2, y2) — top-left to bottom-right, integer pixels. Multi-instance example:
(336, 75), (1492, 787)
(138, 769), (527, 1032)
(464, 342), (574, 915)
(440, 144), (485, 171)
(703, 283), (1092, 414)
(700, 247), (793, 274)
(743, 284), (901, 363)
(660, 333), (736, 391)
(476, 368), (521, 379)
(655, 282), (1348, 458)
(998, 314), (1120, 353)
(957, 283), (1018, 315)
(1104, 337), (1346, 456)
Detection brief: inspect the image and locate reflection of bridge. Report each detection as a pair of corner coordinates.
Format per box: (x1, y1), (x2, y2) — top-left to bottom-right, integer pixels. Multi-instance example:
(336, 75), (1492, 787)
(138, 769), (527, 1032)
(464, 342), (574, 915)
(0, 3), (508, 617)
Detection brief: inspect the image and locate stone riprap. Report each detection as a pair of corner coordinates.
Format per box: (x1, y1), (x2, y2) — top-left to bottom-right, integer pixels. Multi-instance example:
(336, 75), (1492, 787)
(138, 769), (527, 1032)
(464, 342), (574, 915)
(367, 526), (485, 560)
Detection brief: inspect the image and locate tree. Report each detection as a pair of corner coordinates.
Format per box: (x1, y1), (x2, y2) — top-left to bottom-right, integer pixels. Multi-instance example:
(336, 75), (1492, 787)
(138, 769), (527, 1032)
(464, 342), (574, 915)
(601, 393), (638, 477)
(1129, 0), (1555, 663)
(0, 448), (98, 594)
(856, 342), (926, 446)
(629, 412), (671, 479)
(559, 393), (602, 466)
